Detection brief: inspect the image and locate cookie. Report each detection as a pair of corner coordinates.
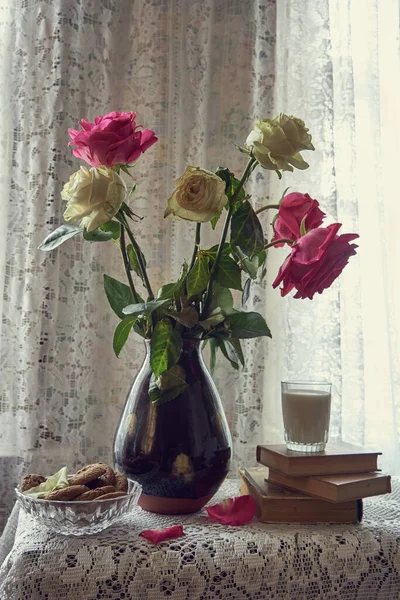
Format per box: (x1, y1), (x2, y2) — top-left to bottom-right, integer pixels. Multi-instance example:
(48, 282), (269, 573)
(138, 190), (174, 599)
(46, 485), (88, 501)
(69, 463), (107, 486)
(95, 491), (127, 500)
(114, 472), (128, 493)
(97, 463), (117, 487)
(21, 474), (46, 493)
(74, 486), (116, 501)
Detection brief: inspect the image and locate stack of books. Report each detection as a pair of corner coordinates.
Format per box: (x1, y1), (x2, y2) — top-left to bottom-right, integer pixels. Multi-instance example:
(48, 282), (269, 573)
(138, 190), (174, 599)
(239, 442), (391, 523)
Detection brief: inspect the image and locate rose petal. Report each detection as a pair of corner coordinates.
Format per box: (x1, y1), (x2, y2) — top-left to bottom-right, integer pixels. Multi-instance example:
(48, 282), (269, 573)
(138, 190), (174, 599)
(139, 525), (184, 544)
(205, 495), (257, 526)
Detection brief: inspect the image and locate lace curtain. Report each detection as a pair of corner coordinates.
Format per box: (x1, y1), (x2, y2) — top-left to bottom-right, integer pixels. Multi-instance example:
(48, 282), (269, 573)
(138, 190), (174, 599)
(266, 0), (400, 472)
(0, 0), (399, 535)
(0, 0), (276, 530)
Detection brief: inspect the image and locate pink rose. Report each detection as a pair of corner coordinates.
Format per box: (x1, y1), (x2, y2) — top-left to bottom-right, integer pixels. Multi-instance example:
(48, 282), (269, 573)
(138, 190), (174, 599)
(271, 192), (325, 246)
(68, 111), (157, 168)
(272, 223), (359, 299)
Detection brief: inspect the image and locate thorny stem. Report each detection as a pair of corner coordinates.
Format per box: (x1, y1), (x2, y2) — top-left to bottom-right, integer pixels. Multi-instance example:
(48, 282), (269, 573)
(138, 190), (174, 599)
(120, 226), (141, 304)
(201, 157), (257, 318)
(255, 203), (280, 215)
(189, 223), (201, 271)
(120, 214), (154, 300)
(264, 238), (295, 249)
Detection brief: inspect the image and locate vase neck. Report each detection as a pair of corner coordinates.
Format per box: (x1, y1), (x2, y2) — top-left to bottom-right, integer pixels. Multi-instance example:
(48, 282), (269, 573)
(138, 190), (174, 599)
(144, 338), (202, 360)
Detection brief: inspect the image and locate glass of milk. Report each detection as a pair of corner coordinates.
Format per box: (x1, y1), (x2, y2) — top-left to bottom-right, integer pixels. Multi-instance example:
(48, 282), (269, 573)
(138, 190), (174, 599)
(281, 381), (332, 452)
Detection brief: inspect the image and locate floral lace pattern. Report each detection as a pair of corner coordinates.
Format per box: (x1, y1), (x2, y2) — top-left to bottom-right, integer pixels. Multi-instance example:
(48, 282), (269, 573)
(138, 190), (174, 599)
(0, 0), (276, 532)
(1, 479), (400, 599)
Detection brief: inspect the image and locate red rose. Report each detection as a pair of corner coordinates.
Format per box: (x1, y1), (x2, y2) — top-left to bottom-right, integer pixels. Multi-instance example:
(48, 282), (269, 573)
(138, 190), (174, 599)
(68, 111), (157, 168)
(271, 192), (325, 246)
(272, 223), (359, 299)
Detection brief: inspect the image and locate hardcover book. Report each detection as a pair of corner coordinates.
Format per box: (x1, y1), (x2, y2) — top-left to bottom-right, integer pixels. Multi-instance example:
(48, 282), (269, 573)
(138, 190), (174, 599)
(267, 468), (391, 503)
(257, 442), (381, 477)
(239, 467), (362, 523)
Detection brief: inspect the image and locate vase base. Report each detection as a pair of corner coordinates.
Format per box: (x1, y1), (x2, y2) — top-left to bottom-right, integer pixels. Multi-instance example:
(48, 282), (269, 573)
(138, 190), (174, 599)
(138, 493), (213, 514)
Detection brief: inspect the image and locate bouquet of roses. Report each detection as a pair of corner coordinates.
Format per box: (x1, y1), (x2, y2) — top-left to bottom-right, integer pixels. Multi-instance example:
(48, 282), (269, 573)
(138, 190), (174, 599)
(40, 111), (358, 404)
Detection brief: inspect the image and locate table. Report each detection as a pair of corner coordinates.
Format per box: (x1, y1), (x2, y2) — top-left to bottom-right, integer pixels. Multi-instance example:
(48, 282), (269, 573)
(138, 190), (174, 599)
(1, 479), (400, 600)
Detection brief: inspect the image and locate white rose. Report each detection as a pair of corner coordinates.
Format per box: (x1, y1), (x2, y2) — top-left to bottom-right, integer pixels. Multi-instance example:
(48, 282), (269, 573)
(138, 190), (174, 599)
(62, 166), (127, 232)
(246, 113), (314, 172)
(164, 166), (227, 223)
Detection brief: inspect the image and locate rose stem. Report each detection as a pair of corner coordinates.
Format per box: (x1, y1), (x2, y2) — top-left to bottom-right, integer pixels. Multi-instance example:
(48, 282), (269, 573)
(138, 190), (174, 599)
(255, 203), (280, 215)
(264, 238), (295, 249)
(120, 214), (154, 300)
(201, 157), (256, 318)
(120, 226), (141, 304)
(189, 223), (201, 271)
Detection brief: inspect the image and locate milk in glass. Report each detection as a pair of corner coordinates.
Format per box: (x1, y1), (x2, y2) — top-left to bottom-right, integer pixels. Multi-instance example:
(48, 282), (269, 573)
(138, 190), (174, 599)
(281, 384), (331, 451)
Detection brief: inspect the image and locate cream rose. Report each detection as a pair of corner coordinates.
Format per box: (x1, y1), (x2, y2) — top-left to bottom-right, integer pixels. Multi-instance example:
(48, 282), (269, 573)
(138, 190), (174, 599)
(246, 113), (314, 172)
(164, 166), (227, 222)
(62, 166), (127, 232)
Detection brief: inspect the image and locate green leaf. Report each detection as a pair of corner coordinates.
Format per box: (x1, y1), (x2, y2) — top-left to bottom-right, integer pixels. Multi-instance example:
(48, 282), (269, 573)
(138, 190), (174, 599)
(209, 338), (221, 375)
(104, 275), (138, 320)
(219, 341), (239, 370)
(258, 249), (267, 268)
(150, 320), (183, 376)
(215, 166), (232, 191)
(242, 278), (251, 305)
(38, 224), (82, 251)
(206, 243), (231, 258)
(229, 311), (272, 339)
(210, 209), (223, 230)
(209, 283), (234, 315)
(118, 201), (141, 220)
(230, 200), (264, 258)
(83, 228), (114, 242)
(226, 338), (245, 366)
(157, 263), (188, 301)
(113, 316), (137, 357)
(149, 366), (187, 405)
(127, 243), (147, 280)
(101, 221), (121, 240)
(167, 306), (199, 328)
(187, 254), (209, 297)
(216, 167), (246, 204)
(122, 299), (170, 318)
(215, 255), (242, 291)
(198, 308), (226, 330)
(229, 175), (247, 203)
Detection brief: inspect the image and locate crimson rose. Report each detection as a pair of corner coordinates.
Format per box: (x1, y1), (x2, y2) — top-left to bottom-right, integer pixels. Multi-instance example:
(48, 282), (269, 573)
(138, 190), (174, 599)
(68, 111), (157, 168)
(273, 223), (359, 299)
(271, 192), (325, 246)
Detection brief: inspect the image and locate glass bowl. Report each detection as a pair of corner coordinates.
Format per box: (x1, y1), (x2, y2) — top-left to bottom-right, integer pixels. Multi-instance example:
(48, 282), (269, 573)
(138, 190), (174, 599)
(15, 480), (142, 535)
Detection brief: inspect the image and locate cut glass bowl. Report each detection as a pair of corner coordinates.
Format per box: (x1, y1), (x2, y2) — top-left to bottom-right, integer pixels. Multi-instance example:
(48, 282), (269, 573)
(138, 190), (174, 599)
(15, 480), (142, 535)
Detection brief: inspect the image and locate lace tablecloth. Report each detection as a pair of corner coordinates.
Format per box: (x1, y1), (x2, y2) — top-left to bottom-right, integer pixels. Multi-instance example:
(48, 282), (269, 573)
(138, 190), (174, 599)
(1, 478), (400, 600)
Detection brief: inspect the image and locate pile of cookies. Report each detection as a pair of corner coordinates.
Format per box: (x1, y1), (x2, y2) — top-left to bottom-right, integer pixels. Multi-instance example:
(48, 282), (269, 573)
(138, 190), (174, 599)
(21, 463), (129, 501)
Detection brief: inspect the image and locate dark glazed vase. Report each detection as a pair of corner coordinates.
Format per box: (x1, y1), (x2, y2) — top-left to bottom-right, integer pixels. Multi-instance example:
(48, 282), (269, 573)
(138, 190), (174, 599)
(113, 340), (232, 514)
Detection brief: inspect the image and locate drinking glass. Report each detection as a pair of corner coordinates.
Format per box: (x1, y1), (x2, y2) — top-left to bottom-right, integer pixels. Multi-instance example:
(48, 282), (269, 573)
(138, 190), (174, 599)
(281, 381), (332, 452)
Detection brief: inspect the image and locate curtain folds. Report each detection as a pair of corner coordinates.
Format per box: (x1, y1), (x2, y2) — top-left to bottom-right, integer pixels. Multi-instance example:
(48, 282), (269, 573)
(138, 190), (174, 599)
(268, 0), (400, 472)
(0, 0), (398, 533)
(0, 0), (276, 529)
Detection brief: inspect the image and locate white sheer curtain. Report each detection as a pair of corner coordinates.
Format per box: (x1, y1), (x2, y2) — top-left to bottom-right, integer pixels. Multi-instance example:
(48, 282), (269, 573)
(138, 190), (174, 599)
(0, 0), (276, 529)
(266, 0), (400, 473)
(0, 0), (399, 533)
